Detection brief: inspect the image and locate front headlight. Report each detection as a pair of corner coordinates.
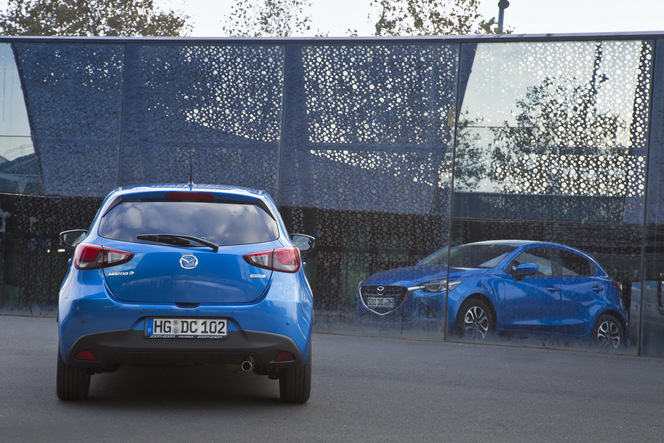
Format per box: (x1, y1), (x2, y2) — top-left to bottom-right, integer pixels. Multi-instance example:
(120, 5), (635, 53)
(414, 279), (461, 293)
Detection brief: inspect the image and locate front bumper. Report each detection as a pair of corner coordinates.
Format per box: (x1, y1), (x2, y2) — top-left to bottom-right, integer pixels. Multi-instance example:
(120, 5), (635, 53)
(356, 289), (446, 324)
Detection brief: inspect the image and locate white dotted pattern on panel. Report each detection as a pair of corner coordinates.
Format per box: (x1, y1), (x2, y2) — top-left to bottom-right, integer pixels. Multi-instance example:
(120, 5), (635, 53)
(302, 45), (457, 145)
(149, 45), (284, 143)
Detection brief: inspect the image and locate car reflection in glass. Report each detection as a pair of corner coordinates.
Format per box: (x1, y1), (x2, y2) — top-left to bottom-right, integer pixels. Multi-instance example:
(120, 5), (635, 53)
(356, 240), (628, 350)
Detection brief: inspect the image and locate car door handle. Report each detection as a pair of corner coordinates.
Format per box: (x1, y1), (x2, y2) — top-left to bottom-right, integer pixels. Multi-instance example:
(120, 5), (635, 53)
(546, 286), (559, 293)
(592, 285), (603, 293)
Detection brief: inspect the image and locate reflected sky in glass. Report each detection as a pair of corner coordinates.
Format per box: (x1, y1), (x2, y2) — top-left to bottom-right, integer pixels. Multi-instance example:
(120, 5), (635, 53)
(456, 41), (650, 197)
(0, 43), (33, 162)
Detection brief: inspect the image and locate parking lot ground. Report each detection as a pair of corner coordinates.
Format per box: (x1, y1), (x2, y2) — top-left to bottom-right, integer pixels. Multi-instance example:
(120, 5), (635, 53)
(2, 314), (664, 442)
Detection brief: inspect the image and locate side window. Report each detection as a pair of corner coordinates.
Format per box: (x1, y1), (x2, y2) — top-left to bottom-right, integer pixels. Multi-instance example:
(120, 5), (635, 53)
(559, 250), (596, 277)
(509, 247), (553, 277)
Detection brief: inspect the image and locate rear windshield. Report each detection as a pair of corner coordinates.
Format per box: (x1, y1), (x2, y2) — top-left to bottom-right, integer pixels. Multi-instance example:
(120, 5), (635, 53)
(99, 200), (279, 246)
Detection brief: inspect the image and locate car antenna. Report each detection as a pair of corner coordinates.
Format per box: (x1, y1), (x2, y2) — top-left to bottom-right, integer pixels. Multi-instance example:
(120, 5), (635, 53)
(187, 162), (194, 189)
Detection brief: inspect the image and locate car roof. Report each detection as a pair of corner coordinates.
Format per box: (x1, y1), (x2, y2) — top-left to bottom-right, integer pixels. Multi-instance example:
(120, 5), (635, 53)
(464, 239), (595, 258)
(464, 239), (585, 251)
(97, 184), (280, 222)
(466, 240), (540, 247)
(109, 183), (268, 199)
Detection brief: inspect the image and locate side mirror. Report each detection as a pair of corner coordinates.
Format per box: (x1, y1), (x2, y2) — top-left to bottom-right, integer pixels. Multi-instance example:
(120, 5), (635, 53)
(514, 263), (538, 280)
(59, 229), (88, 249)
(291, 234), (316, 253)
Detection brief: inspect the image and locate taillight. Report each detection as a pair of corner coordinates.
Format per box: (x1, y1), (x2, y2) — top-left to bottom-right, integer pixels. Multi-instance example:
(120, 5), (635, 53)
(243, 247), (301, 273)
(613, 281), (623, 294)
(74, 243), (134, 270)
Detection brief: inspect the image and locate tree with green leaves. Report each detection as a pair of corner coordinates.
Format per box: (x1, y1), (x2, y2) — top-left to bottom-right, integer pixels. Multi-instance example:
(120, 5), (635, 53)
(371, 0), (502, 36)
(223, 0), (313, 37)
(484, 74), (628, 195)
(0, 0), (190, 37)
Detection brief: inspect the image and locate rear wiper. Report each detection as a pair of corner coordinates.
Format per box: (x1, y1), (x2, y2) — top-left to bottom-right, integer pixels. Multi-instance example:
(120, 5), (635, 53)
(137, 234), (219, 252)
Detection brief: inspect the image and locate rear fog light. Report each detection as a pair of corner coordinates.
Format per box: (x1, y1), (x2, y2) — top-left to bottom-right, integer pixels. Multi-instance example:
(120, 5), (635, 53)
(74, 350), (97, 361)
(275, 351), (295, 362)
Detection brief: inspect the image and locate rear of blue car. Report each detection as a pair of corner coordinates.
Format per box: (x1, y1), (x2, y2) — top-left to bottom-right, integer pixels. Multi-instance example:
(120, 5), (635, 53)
(57, 184), (314, 403)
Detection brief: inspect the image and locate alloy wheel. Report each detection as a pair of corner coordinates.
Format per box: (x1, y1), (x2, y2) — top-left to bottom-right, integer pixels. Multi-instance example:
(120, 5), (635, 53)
(463, 305), (490, 340)
(596, 318), (622, 350)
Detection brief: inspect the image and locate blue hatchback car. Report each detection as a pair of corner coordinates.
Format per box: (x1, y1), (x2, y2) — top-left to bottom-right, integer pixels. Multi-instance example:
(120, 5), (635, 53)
(57, 184), (315, 403)
(357, 240), (627, 349)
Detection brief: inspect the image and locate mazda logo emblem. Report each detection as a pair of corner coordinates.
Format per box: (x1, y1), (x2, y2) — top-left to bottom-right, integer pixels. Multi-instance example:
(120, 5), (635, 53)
(377, 286), (384, 295)
(180, 255), (198, 270)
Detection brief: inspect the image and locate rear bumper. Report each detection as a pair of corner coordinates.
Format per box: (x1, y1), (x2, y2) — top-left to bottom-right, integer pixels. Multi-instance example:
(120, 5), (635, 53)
(64, 329), (304, 372)
(58, 276), (313, 371)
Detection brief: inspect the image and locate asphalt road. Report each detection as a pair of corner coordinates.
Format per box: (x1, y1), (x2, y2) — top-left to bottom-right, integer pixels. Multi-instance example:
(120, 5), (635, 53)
(2, 314), (664, 442)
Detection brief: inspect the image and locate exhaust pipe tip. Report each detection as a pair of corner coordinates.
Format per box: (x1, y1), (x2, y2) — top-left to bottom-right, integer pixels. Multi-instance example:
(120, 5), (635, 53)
(241, 357), (254, 372)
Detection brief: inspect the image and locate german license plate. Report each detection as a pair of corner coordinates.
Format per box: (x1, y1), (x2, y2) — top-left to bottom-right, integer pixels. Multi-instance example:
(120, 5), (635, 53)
(145, 318), (227, 339)
(366, 297), (396, 308)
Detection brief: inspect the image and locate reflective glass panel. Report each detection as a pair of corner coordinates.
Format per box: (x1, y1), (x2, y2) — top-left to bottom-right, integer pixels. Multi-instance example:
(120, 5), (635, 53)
(452, 41), (652, 352)
(280, 43), (458, 338)
(0, 44), (41, 194)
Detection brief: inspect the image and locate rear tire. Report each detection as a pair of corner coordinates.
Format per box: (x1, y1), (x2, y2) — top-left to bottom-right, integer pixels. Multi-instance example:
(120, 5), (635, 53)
(279, 348), (311, 404)
(592, 314), (624, 351)
(56, 347), (90, 401)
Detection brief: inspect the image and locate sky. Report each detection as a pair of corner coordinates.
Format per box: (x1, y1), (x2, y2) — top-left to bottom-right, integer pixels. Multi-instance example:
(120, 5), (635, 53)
(155, 0), (664, 37)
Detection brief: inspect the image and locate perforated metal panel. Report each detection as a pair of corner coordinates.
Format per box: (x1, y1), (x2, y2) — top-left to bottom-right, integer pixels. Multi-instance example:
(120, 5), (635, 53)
(1, 35), (664, 355)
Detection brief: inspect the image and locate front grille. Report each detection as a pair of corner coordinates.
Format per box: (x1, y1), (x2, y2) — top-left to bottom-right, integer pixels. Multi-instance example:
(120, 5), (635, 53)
(360, 285), (408, 315)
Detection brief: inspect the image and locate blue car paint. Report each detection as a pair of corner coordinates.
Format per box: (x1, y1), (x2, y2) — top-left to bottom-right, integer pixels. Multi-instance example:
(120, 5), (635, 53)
(102, 243), (273, 304)
(58, 184), (313, 369)
(357, 240), (627, 340)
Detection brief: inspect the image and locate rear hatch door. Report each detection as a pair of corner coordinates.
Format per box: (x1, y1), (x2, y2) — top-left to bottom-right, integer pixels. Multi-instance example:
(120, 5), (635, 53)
(103, 243), (273, 304)
(95, 191), (281, 304)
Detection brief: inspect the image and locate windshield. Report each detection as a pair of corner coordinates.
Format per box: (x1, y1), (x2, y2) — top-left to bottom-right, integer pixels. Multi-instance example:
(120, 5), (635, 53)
(99, 200), (279, 246)
(418, 243), (519, 269)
